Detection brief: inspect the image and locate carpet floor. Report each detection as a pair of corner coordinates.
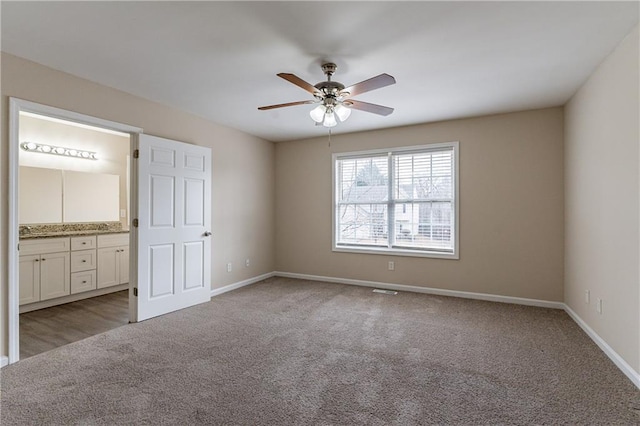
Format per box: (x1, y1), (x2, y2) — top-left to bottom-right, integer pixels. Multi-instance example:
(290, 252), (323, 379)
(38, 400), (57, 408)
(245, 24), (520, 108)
(1, 277), (639, 425)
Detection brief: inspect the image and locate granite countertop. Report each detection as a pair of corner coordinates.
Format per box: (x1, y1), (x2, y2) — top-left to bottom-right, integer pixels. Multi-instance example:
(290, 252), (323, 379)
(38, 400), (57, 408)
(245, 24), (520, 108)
(20, 230), (130, 240)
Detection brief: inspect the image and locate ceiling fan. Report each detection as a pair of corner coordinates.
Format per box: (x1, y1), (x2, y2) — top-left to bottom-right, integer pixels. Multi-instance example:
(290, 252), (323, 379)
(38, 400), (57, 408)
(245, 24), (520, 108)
(258, 62), (396, 128)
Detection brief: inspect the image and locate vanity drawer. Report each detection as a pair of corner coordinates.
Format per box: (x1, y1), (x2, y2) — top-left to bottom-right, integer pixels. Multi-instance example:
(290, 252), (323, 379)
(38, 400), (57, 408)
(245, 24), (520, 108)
(71, 236), (97, 251)
(71, 270), (97, 294)
(70, 249), (97, 272)
(98, 233), (129, 248)
(20, 237), (70, 256)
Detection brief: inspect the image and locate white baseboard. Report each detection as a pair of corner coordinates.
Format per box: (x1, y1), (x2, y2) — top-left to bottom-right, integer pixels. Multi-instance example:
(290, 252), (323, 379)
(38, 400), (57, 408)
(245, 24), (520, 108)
(564, 304), (640, 389)
(1, 356), (8, 368)
(274, 271), (564, 309)
(210, 272), (275, 297)
(20, 284), (129, 314)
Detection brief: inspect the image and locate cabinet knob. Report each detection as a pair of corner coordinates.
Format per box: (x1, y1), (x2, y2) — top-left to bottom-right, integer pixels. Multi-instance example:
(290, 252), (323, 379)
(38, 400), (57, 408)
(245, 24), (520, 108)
(34, 259), (39, 262)
(82, 260), (87, 263)
(82, 281), (87, 284)
(203, 231), (212, 237)
(82, 242), (87, 245)
(41, 258), (46, 262)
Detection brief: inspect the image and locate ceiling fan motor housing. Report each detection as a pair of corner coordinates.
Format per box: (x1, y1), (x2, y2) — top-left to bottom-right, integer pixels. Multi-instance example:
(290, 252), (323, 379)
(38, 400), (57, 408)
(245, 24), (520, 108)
(315, 62), (347, 100)
(315, 81), (345, 96)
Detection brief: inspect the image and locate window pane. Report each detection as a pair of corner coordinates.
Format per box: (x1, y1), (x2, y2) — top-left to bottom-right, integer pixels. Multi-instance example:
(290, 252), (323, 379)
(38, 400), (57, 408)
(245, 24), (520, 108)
(339, 156), (388, 202)
(337, 204), (388, 246)
(394, 150), (453, 200)
(393, 202), (453, 250)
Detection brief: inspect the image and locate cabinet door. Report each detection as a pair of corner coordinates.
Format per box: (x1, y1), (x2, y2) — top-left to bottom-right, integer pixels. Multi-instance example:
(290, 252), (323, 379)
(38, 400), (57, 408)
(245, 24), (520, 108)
(118, 246), (129, 284)
(40, 251), (71, 301)
(19, 255), (41, 305)
(97, 247), (119, 289)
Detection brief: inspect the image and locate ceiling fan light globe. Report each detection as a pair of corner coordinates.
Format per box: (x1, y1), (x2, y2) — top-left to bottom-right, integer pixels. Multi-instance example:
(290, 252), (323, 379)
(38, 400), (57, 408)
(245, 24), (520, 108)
(310, 104), (326, 123)
(335, 104), (351, 122)
(323, 112), (337, 128)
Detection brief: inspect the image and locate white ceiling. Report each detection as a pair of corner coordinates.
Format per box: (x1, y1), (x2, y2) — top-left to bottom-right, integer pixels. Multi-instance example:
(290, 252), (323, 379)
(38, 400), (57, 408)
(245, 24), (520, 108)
(2, 1), (638, 142)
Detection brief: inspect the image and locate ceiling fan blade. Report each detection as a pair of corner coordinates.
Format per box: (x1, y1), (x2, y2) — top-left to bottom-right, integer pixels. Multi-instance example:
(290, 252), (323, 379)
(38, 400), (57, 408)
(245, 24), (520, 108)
(342, 73), (396, 98)
(277, 73), (320, 96)
(258, 100), (317, 110)
(345, 100), (394, 116)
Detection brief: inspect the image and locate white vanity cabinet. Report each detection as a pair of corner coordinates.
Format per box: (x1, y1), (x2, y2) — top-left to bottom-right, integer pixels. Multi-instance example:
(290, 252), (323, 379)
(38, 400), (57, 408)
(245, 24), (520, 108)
(19, 237), (71, 304)
(19, 233), (129, 308)
(97, 234), (130, 289)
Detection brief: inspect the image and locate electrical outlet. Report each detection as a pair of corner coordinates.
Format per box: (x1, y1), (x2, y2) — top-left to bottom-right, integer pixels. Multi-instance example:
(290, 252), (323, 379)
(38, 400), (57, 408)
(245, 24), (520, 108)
(596, 298), (602, 314)
(388, 261), (395, 271)
(120, 209), (126, 218)
(585, 290), (590, 304)
(227, 262), (232, 273)
(245, 258), (250, 267)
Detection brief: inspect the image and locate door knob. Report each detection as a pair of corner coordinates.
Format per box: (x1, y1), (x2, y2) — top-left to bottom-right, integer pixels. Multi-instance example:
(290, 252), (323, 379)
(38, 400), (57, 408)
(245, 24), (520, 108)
(203, 231), (212, 237)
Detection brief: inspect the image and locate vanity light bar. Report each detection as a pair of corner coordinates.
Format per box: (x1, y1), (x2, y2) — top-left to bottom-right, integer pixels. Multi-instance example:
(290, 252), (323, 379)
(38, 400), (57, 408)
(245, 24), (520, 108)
(20, 142), (98, 160)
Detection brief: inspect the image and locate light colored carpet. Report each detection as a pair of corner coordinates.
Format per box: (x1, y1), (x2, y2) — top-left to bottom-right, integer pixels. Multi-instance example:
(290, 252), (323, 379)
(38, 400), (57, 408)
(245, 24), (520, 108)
(1, 277), (639, 425)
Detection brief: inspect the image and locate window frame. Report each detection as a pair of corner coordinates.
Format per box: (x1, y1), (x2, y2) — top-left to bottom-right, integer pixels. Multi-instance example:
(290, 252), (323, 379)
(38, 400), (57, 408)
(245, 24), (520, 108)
(332, 142), (459, 259)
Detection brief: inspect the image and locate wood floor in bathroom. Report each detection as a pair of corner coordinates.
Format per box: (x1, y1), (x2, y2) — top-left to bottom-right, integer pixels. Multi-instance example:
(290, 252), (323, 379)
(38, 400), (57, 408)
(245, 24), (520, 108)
(19, 290), (129, 359)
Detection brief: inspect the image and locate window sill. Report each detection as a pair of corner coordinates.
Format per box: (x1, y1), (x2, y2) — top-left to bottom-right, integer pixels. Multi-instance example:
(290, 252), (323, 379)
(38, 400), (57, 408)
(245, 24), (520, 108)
(332, 246), (459, 260)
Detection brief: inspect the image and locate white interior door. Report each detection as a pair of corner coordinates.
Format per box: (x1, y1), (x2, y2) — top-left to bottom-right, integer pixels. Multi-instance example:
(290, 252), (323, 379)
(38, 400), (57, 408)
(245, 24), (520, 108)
(134, 134), (212, 321)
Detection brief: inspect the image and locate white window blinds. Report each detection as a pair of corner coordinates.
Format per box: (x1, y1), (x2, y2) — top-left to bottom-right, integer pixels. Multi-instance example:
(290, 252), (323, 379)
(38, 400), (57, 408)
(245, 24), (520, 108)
(334, 142), (458, 258)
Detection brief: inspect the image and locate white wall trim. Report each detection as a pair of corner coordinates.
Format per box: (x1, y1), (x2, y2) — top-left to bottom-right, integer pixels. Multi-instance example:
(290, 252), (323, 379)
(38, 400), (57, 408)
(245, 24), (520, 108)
(274, 271), (564, 309)
(19, 285), (128, 314)
(1, 356), (9, 368)
(12, 98), (143, 134)
(7, 97), (143, 365)
(564, 304), (640, 389)
(210, 272), (275, 298)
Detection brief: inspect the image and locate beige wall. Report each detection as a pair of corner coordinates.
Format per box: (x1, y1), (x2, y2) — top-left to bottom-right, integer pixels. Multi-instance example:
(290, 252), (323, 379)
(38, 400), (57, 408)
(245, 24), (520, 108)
(564, 26), (639, 373)
(1, 53), (276, 357)
(276, 108), (564, 302)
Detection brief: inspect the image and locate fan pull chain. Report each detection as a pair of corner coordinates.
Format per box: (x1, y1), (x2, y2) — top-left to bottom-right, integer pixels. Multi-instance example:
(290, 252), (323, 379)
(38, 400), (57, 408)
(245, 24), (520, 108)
(328, 128), (332, 147)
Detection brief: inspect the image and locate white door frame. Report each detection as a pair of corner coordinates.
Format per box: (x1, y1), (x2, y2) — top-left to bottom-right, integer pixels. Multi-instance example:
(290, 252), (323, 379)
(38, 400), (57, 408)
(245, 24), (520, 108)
(7, 98), (143, 364)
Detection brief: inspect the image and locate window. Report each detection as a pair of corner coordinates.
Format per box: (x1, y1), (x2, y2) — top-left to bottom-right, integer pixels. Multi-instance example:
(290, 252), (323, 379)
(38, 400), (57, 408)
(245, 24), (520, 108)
(333, 142), (458, 259)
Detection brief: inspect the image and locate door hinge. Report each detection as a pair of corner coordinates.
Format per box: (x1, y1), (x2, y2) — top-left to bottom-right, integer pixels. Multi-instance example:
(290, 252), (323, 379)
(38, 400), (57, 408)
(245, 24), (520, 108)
(133, 287), (138, 297)
(132, 218), (139, 228)
(133, 149), (139, 159)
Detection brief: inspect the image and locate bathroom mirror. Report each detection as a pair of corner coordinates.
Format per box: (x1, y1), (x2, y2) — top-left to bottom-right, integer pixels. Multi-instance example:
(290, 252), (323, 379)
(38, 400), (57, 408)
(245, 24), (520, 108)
(19, 166), (120, 224)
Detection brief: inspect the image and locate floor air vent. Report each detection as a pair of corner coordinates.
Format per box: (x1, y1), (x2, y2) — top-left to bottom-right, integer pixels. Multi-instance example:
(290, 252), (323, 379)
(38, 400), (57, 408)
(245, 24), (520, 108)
(373, 289), (398, 295)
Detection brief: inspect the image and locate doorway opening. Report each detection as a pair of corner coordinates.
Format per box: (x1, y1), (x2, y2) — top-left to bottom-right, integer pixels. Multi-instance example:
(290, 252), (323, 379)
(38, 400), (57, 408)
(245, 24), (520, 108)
(8, 98), (142, 363)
